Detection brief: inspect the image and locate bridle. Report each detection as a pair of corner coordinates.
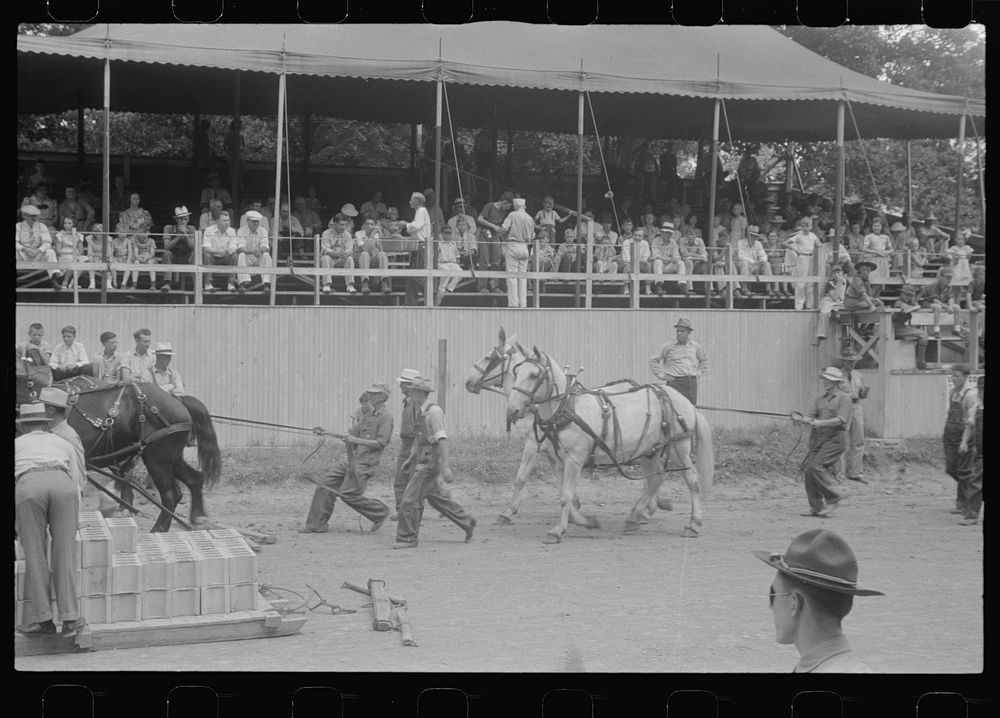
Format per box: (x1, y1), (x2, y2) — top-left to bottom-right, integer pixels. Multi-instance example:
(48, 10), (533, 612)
(468, 346), (515, 395)
(509, 352), (561, 406)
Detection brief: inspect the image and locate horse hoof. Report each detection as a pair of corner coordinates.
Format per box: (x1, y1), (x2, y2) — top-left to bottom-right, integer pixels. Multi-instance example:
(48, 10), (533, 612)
(637, 513), (650, 525)
(543, 532), (563, 544)
(681, 526), (699, 538)
(586, 515), (601, 530)
(494, 515), (513, 526)
(656, 497), (674, 511)
(623, 521), (641, 534)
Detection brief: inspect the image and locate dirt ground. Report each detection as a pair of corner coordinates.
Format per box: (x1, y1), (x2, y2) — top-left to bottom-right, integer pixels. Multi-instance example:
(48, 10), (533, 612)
(16, 442), (983, 674)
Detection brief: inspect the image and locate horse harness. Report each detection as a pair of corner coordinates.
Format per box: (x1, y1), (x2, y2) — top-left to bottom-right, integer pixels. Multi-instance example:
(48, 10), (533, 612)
(65, 378), (192, 465)
(517, 353), (693, 480)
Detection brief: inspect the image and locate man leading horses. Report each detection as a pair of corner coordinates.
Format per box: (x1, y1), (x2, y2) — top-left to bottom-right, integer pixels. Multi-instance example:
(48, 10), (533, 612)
(649, 317), (708, 406)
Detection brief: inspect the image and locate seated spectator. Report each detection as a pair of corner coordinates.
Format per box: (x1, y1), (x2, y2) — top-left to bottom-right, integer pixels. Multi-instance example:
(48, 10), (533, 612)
(107, 224), (135, 290)
(379, 206), (405, 244)
(892, 284), (929, 370)
(532, 225), (557, 273)
(915, 211), (950, 258)
(277, 202), (306, 260)
(304, 186), (324, 216)
(596, 214), (619, 246)
(319, 214), (357, 294)
(49, 325), (92, 379)
(16, 322), (53, 365)
(708, 214), (725, 246)
(201, 210), (238, 292)
(360, 192), (388, 220)
(918, 265), (958, 337)
(454, 215), (481, 288)
(199, 172), (233, 212)
(889, 221), (909, 274)
(812, 265), (847, 347)
(199, 198), (225, 231)
(556, 227), (581, 273)
(131, 231), (165, 291)
(764, 228), (791, 298)
(434, 225), (463, 304)
(842, 260), (882, 314)
(235, 210), (273, 292)
(638, 212), (659, 246)
(448, 197), (478, 236)
(91, 331), (127, 384)
(118, 192), (153, 235)
(534, 195), (568, 239)
(22, 182), (59, 229)
(614, 218), (651, 287)
(735, 225), (772, 298)
(84, 223), (105, 289)
(592, 229), (620, 277)
(16, 205), (62, 288)
(151, 342), (186, 397)
(963, 264), (985, 345)
(354, 216), (391, 294)
(649, 222), (688, 296)
(711, 230), (732, 297)
(162, 206), (196, 290)
(826, 228), (853, 276)
(58, 186), (95, 232)
(238, 199), (271, 234)
(293, 195), (323, 240)
(53, 216), (83, 291)
(904, 236), (928, 279)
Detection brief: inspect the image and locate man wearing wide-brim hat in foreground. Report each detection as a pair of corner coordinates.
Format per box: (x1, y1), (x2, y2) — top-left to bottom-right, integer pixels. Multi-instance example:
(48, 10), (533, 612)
(790, 367), (852, 517)
(300, 382), (393, 534)
(754, 528), (883, 672)
(15, 403), (88, 638)
(649, 317), (707, 406)
(393, 375), (477, 548)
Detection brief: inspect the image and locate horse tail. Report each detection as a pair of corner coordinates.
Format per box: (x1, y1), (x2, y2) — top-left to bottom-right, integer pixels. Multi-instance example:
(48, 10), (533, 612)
(179, 395), (222, 488)
(694, 411), (714, 499)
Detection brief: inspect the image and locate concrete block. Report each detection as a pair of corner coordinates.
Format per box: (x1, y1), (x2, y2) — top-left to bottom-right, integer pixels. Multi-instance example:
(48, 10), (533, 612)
(111, 553), (143, 594)
(199, 585), (229, 615)
(185, 529), (213, 544)
(208, 528), (243, 541)
(137, 533), (161, 551)
(168, 550), (199, 589)
(228, 582), (259, 612)
(140, 589), (170, 620)
(169, 588), (199, 617)
(222, 544), (258, 585)
(193, 547), (228, 586)
(78, 526), (112, 568)
(78, 510), (105, 528)
(109, 593), (141, 623)
(79, 594), (109, 624)
(139, 552), (173, 591)
(105, 517), (139, 554)
(78, 565), (110, 596)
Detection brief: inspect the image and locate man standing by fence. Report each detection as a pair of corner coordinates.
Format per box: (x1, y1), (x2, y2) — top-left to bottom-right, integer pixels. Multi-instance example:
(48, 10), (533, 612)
(649, 317), (707, 405)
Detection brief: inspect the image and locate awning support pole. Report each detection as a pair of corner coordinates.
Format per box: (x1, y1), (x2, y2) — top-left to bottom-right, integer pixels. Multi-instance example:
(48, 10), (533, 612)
(970, 119), (985, 233)
(905, 140), (913, 222)
(270, 69), (286, 308)
(231, 70), (242, 211)
(577, 80), (587, 309)
(429, 62), (442, 308)
(707, 98), (720, 297)
(954, 112), (966, 240)
(832, 100), (845, 309)
(101, 52), (111, 306)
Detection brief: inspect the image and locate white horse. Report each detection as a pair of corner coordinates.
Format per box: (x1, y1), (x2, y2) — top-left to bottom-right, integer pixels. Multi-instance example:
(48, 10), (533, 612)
(504, 344), (714, 542)
(466, 329), (669, 525)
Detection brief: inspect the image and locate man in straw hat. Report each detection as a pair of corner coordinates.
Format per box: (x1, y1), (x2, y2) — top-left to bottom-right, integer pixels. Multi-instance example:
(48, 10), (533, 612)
(162, 206), (196, 290)
(299, 382), (393, 534)
(235, 210), (273, 293)
(390, 369), (422, 520)
(39, 387), (86, 493)
(754, 528), (883, 672)
(15, 403), (88, 638)
(891, 283), (929, 370)
(151, 341), (186, 397)
(790, 367), (852, 517)
(393, 375), (476, 548)
(837, 352), (869, 484)
(403, 191), (434, 304)
(649, 317), (707, 406)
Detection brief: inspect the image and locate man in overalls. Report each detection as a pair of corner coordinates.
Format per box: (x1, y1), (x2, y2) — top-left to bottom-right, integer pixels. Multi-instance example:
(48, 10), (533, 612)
(299, 383), (393, 534)
(792, 367), (852, 517)
(390, 368), (421, 521)
(943, 364), (978, 517)
(393, 375), (476, 549)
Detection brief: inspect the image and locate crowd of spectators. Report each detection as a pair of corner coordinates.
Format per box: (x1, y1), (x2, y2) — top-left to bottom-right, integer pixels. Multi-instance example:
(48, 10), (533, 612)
(16, 158), (984, 315)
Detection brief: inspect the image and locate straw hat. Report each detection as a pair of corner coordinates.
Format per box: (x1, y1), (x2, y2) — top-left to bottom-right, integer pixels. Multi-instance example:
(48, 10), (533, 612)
(153, 341), (175, 356)
(21, 205), (41, 216)
(410, 192), (425, 204)
(408, 375), (435, 393)
(16, 403), (49, 424)
(364, 382), (390, 397)
(245, 210), (263, 221)
(341, 203), (359, 217)
(854, 260), (877, 272)
(396, 368), (420, 385)
(820, 366), (844, 382)
(174, 206), (191, 218)
(39, 387), (69, 408)
(889, 222), (906, 232)
(674, 318), (694, 331)
(753, 529), (884, 596)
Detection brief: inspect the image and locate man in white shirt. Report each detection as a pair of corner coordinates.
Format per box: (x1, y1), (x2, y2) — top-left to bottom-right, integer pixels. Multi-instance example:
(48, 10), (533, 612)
(649, 318), (707, 405)
(500, 197), (534, 308)
(235, 210), (273, 292)
(784, 217), (822, 310)
(49, 325), (93, 379)
(238, 199), (271, 234)
(16, 205), (61, 286)
(404, 191), (433, 304)
(202, 210), (238, 292)
(124, 327), (156, 383)
(151, 341), (186, 397)
(735, 225), (773, 298)
(198, 198), (225, 231)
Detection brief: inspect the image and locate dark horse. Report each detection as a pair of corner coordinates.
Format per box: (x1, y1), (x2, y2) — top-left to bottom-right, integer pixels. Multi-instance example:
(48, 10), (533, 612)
(15, 350), (222, 532)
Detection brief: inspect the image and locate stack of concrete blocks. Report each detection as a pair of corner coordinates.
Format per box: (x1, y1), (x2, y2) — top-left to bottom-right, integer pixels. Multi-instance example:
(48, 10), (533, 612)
(14, 514), (260, 630)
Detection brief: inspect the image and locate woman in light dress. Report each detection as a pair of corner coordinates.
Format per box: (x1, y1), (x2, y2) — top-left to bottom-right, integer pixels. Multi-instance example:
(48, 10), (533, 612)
(862, 217), (893, 298)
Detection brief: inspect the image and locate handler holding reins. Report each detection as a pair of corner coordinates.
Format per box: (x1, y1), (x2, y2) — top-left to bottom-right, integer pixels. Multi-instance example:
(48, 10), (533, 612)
(649, 317), (708, 405)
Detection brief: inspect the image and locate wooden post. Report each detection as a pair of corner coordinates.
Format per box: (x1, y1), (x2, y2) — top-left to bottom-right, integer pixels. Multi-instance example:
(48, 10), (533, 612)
(973, 126), (985, 233)
(101, 55), (111, 306)
(428, 71), (442, 308)
(437, 338), (447, 413)
(313, 235), (320, 306)
(193, 229), (203, 304)
(785, 141), (794, 194)
(707, 98), (720, 257)
(231, 71), (242, 211)
(830, 100), (844, 310)
(532, 237), (541, 309)
(584, 218), (593, 309)
(726, 243), (735, 310)
(271, 69), (286, 308)
(367, 579), (393, 632)
(575, 83), (584, 309)
(954, 113), (966, 240)
(905, 139), (913, 221)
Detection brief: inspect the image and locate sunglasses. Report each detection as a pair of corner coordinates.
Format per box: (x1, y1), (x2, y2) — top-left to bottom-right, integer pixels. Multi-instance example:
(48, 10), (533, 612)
(769, 585), (795, 608)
